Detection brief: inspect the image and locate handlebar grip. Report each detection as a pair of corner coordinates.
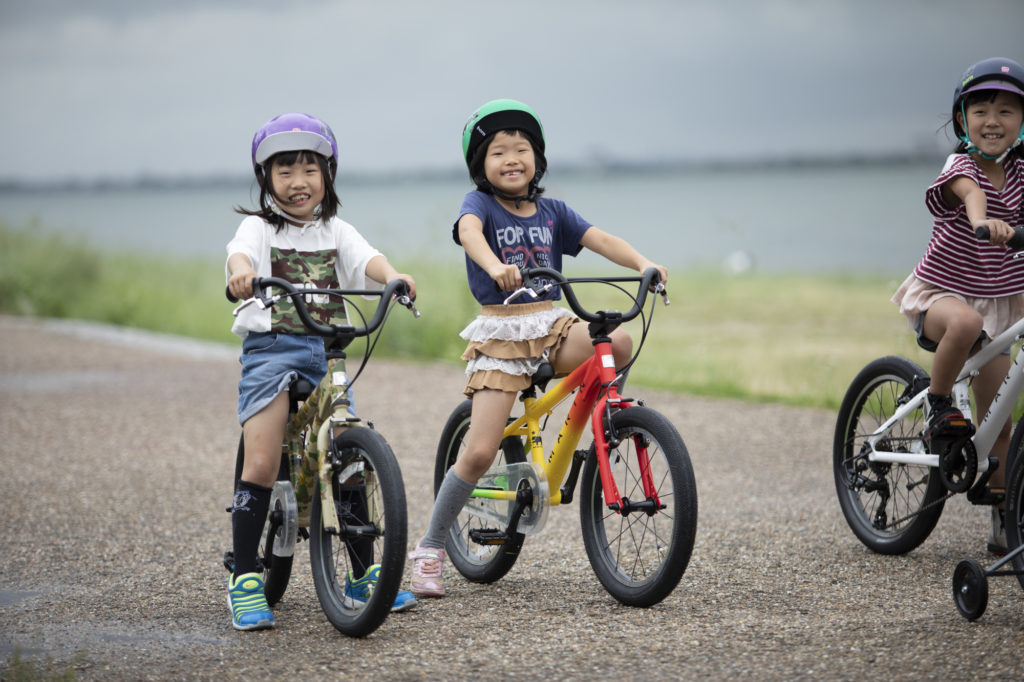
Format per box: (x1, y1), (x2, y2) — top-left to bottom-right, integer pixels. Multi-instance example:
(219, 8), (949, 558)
(976, 225), (1024, 250)
(225, 286), (238, 303)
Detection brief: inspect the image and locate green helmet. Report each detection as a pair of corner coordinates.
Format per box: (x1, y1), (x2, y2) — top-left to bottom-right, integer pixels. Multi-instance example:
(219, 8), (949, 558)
(461, 98), (545, 167)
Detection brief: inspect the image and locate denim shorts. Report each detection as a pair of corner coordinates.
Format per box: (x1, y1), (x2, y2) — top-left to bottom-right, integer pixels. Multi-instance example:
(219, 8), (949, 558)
(237, 333), (327, 425)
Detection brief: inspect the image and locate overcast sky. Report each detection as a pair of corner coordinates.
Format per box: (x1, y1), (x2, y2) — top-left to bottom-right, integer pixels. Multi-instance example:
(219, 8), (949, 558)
(1, 0), (1022, 183)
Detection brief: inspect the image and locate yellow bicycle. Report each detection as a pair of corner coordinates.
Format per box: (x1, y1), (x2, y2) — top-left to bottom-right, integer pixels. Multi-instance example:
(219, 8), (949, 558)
(435, 267), (698, 607)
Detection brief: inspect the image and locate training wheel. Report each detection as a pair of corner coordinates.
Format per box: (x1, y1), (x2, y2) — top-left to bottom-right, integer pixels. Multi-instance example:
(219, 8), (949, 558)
(952, 558), (988, 621)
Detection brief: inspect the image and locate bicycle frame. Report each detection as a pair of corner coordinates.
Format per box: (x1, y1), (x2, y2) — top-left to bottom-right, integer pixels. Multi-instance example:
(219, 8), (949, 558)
(866, 315), (1024, 472)
(495, 335), (654, 512)
(285, 355), (359, 533)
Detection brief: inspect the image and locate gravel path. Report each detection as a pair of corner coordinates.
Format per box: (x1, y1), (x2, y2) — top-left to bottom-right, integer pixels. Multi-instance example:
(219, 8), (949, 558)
(1, 315), (1021, 680)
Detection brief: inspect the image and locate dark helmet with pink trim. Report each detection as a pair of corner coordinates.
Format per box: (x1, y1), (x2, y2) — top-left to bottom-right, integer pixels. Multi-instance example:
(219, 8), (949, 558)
(952, 57), (1024, 142)
(250, 113), (339, 177)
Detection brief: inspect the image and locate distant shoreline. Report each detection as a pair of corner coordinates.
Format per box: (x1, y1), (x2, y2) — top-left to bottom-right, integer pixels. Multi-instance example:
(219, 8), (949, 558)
(0, 151), (944, 193)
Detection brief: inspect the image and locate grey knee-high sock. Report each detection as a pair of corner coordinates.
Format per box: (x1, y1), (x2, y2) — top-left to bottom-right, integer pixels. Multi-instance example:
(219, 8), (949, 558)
(420, 468), (475, 549)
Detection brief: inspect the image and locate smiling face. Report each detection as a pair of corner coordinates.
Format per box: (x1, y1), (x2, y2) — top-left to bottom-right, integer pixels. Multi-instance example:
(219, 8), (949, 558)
(957, 90), (1024, 159)
(482, 130), (537, 199)
(268, 152), (326, 223)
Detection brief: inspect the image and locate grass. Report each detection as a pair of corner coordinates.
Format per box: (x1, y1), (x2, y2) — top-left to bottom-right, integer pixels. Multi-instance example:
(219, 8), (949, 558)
(0, 220), (933, 410)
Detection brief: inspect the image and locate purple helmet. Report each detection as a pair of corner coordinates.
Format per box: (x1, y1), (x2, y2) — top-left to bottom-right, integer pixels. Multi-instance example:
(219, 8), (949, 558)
(250, 113), (339, 172)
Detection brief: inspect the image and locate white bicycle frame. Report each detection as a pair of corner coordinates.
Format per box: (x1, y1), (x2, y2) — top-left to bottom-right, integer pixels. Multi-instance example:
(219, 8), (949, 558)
(866, 315), (1024, 473)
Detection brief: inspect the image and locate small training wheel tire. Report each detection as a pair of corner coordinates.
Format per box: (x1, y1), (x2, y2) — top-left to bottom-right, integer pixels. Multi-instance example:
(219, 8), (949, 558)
(952, 558), (988, 621)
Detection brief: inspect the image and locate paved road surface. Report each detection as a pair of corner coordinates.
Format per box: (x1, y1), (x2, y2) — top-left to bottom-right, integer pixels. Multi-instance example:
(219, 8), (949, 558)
(1, 316), (1021, 680)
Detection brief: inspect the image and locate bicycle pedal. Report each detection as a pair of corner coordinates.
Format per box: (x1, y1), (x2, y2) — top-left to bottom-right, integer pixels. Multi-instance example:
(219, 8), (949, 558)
(222, 551), (235, 573)
(468, 528), (508, 545)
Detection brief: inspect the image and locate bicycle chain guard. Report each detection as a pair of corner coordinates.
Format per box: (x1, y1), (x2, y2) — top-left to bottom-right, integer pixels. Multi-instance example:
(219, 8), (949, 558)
(469, 462), (550, 535)
(265, 481), (299, 558)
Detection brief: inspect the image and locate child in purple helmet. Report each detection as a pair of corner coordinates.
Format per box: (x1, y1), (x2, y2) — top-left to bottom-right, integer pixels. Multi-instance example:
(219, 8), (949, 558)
(405, 99), (668, 598)
(225, 113), (417, 629)
(892, 58), (1024, 554)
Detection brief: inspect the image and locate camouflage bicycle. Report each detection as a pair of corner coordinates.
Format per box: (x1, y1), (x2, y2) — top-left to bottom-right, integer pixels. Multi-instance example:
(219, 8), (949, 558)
(225, 276), (418, 637)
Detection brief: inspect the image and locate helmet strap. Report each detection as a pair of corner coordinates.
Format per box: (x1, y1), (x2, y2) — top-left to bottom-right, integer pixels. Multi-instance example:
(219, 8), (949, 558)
(269, 200), (321, 228)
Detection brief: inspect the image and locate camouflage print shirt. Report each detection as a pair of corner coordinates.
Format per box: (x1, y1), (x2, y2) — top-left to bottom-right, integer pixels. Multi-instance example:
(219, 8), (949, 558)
(226, 215), (383, 338)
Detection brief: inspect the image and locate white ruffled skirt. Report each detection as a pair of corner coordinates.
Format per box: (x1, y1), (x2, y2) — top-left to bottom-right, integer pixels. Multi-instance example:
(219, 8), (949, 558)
(460, 300), (577, 396)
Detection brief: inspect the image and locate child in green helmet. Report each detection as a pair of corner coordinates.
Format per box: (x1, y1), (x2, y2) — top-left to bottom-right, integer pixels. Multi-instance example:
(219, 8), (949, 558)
(406, 99), (668, 597)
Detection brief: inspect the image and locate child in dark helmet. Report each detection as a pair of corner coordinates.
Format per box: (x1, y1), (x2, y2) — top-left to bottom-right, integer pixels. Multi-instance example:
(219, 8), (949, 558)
(892, 58), (1024, 554)
(225, 112), (417, 629)
(406, 99), (668, 598)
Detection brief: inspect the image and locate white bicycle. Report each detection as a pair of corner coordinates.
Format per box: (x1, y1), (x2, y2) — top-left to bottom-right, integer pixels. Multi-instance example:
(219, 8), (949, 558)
(832, 226), (1024, 620)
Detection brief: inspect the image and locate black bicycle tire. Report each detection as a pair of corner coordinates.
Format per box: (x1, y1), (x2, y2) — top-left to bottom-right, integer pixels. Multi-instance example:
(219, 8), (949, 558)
(1005, 432), (1024, 591)
(434, 400), (527, 583)
(833, 356), (946, 554)
(579, 406), (698, 607)
(309, 426), (407, 637)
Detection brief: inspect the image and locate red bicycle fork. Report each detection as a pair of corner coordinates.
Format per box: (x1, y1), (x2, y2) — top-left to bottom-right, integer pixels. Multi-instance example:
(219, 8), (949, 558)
(583, 338), (662, 514)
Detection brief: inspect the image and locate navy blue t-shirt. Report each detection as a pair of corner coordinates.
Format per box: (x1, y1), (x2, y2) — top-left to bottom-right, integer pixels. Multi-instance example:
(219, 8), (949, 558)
(454, 191), (591, 305)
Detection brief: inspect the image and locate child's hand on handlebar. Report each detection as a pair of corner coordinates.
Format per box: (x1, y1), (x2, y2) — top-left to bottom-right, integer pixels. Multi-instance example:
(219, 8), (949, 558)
(488, 263), (523, 292)
(975, 219), (1015, 246)
(227, 268), (258, 301)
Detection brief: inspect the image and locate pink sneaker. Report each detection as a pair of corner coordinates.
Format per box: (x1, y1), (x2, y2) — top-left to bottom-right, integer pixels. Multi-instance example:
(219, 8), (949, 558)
(408, 545), (446, 597)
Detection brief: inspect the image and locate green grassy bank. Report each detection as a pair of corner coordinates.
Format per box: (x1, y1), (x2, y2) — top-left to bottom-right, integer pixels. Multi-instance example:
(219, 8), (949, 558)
(0, 222), (932, 410)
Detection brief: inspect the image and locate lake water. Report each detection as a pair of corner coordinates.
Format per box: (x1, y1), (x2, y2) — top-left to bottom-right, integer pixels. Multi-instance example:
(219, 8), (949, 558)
(0, 162), (940, 275)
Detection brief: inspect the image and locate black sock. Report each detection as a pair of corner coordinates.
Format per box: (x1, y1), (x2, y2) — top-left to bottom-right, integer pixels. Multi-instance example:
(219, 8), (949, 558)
(231, 480), (272, 579)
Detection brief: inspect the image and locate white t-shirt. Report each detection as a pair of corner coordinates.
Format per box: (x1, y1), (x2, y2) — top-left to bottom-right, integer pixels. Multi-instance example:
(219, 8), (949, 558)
(226, 214), (382, 338)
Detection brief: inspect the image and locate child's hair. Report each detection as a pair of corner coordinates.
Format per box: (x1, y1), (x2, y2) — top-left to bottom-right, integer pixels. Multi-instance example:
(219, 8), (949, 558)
(235, 112), (341, 231)
(236, 150), (341, 230)
(467, 128), (547, 200)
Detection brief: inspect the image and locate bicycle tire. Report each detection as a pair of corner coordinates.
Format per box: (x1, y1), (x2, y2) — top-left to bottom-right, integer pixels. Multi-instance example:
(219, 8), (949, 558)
(1005, 432), (1024, 591)
(833, 356), (946, 554)
(434, 399), (527, 583)
(309, 426), (407, 638)
(579, 406), (698, 607)
(233, 435), (293, 606)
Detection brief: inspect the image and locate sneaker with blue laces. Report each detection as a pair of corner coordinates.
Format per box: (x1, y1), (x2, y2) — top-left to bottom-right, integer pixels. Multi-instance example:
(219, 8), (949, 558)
(344, 564), (418, 612)
(227, 572), (275, 631)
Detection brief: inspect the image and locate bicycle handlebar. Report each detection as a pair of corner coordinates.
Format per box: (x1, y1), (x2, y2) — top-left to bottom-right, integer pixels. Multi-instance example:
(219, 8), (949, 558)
(975, 225), (1024, 251)
(514, 266), (665, 324)
(226, 277), (418, 338)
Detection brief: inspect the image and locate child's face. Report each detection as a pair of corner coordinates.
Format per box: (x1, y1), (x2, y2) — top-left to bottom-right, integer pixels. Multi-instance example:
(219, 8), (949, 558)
(483, 131), (536, 198)
(958, 90), (1024, 158)
(269, 154), (325, 223)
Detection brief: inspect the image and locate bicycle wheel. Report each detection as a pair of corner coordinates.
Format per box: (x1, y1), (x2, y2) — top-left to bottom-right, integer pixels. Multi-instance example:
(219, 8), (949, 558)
(233, 435), (293, 606)
(309, 426), (407, 638)
(1005, 436), (1024, 591)
(833, 356), (947, 554)
(434, 399), (527, 583)
(579, 406), (698, 607)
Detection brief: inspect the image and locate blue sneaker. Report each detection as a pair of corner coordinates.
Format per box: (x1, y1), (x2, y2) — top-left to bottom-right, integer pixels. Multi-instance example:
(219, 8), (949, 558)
(227, 572), (275, 631)
(344, 564), (418, 612)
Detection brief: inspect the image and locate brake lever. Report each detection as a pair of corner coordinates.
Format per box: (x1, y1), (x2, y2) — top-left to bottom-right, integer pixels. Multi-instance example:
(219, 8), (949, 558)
(656, 283), (670, 306)
(397, 295), (421, 318)
(232, 293), (278, 317)
(502, 283), (553, 306)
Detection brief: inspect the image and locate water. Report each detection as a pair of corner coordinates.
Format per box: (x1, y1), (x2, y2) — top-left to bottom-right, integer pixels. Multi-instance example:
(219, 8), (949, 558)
(0, 163), (938, 275)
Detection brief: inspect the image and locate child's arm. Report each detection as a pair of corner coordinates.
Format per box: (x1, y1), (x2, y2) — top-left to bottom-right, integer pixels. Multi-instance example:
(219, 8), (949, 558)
(944, 176), (1014, 245)
(227, 253), (258, 300)
(365, 255), (417, 298)
(580, 227), (668, 285)
(457, 213), (522, 291)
